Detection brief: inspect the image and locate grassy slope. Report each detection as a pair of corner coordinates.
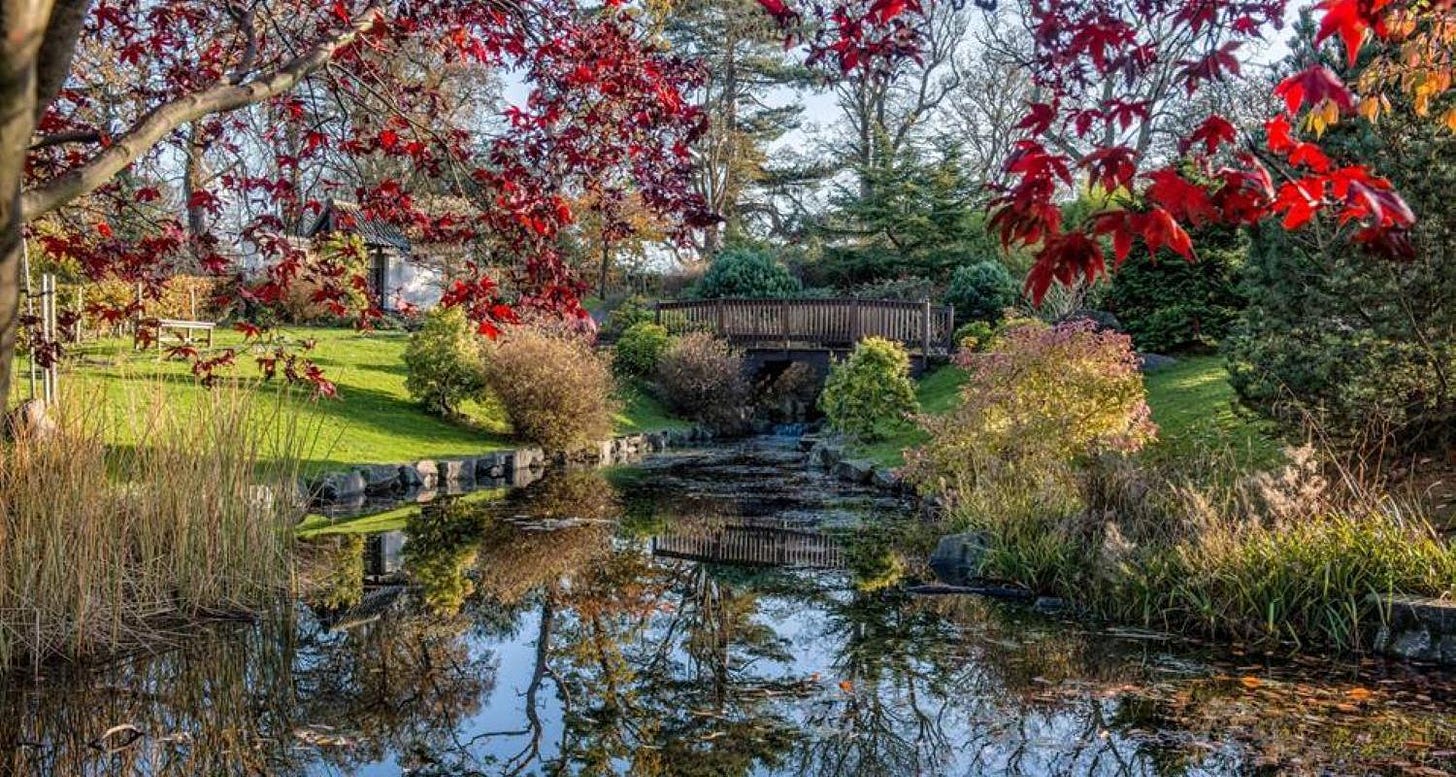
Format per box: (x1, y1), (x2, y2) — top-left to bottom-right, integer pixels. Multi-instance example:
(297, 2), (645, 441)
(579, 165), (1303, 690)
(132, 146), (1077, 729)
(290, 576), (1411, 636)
(854, 355), (1280, 470)
(31, 326), (686, 471)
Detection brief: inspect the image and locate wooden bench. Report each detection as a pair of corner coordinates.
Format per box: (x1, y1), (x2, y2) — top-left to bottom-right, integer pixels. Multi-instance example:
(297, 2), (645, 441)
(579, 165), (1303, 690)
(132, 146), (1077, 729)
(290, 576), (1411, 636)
(136, 317), (216, 351)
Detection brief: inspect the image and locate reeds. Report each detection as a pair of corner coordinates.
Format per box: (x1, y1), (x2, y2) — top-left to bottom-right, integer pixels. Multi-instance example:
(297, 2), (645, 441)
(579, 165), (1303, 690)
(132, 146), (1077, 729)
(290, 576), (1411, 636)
(0, 383), (310, 670)
(949, 445), (1456, 651)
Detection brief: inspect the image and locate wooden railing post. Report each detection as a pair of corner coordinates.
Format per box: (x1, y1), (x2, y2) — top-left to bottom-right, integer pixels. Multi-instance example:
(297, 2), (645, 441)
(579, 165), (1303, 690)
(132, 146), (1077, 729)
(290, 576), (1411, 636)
(850, 298), (860, 343)
(922, 298), (932, 355)
(716, 298), (726, 337)
(653, 299), (661, 326)
(781, 298), (790, 350)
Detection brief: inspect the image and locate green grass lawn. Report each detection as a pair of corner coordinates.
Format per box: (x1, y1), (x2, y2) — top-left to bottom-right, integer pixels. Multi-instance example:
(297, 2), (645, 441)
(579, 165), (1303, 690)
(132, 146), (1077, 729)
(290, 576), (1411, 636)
(851, 355), (1281, 471)
(28, 326), (687, 471)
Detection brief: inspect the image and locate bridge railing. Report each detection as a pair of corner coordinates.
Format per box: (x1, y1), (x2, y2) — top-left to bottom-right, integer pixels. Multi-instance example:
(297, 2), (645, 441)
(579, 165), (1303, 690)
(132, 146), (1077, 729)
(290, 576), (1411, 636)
(654, 298), (956, 354)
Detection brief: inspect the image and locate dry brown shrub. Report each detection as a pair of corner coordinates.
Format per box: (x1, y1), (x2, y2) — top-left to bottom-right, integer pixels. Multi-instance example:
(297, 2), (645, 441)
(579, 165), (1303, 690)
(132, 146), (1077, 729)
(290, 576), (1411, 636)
(483, 326), (618, 451)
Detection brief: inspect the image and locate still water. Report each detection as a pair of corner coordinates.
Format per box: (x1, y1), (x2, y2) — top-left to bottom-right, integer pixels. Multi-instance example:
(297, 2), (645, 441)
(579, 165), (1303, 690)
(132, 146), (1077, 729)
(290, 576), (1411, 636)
(3, 438), (1455, 776)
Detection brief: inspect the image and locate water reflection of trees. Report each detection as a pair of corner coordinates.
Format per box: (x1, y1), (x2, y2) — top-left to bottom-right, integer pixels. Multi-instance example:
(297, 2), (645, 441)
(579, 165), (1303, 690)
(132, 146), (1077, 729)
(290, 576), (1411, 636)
(6, 466), (1456, 777)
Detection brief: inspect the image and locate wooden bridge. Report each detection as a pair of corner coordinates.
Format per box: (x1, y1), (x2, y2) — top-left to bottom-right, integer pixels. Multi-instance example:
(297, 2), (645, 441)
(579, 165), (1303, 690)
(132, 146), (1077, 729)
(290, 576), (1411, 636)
(651, 520), (846, 569)
(654, 298), (956, 358)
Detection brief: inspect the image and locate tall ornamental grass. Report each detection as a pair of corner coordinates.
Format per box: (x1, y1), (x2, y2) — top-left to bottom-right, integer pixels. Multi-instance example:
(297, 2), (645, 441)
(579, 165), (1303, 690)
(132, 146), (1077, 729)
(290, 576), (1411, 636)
(911, 319), (1456, 652)
(0, 385), (308, 670)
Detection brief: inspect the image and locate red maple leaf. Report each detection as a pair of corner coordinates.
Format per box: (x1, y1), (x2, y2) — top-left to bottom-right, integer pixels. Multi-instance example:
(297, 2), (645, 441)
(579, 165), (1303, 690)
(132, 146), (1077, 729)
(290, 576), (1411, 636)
(1274, 66), (1356, 114)
(1182, 115), (1238, 155)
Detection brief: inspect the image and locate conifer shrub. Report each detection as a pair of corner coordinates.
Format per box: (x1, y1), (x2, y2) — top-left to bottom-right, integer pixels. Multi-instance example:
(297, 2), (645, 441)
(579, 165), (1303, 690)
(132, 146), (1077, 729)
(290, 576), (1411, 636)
(612, 321), (672, 379)
(819, 337), (918, 441)
(483, 327), (618, 451)
(403, 305), (488, 416)
(692, 246), (801, 299)
(944, 260), (1018, 324)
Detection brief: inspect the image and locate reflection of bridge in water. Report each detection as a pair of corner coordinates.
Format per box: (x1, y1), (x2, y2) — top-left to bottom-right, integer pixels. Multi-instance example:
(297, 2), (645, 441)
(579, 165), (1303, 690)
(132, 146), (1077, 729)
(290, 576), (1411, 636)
(651, 519), (845, 569)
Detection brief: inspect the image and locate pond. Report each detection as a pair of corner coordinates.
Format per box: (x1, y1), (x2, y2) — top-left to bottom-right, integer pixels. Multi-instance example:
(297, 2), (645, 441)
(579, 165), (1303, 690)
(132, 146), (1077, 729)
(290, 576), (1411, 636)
(3, 438), (1456, 776)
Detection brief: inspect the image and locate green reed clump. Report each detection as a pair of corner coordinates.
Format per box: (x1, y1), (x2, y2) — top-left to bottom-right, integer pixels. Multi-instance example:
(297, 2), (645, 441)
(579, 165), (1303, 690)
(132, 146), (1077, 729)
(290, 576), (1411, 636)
(0, 385), (308, 670)
(946, 447), (1456, 652)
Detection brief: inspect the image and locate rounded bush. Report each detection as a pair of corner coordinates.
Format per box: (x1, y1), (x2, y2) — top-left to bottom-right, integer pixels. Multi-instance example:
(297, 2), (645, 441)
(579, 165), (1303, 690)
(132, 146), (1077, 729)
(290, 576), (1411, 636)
(655, 332), (750, 433)
(403, 306), (488, 416)
(694, 247), (801, 299)
(613, 322), (672, 379)
(484, 328), (618, 451)
(945, 260), (1018, 324)
(819, 337), (919, 441)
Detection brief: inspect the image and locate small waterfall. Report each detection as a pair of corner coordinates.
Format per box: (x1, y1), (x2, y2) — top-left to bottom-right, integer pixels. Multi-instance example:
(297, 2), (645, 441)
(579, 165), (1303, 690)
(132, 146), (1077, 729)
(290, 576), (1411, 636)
(772, 422), (807, 438)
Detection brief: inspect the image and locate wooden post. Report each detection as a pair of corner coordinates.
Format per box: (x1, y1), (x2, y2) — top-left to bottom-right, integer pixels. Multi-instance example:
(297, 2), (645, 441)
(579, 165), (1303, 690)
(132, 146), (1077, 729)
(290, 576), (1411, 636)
(781, 298), (790, 351)
(921, 298), (932, 355)
(715, 298), (726, 337)
(653, 299), (661, 326)
(849, 298), (860, 343)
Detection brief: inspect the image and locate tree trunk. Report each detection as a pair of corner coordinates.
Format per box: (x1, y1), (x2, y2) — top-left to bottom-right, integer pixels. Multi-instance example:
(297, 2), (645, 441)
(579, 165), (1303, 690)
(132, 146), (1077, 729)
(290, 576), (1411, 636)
(0, 2), (48, 408)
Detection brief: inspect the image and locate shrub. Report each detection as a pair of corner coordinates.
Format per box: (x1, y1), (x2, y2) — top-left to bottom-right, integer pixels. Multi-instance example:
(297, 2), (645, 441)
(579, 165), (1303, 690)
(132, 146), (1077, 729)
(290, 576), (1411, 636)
(952, 320), (996, 352)
(693, 246), (801, 299)
(602, 295), (655, 338)
(944, 260), (1018, 324)
(819, 337), (918, 441)
(403, 306), (488, 416)
(1103, 225), (1244, 353)
(655, 332), (749, 432)
(483, 327), (618, 451)
(613, 321), (672, 379)
(906, 319), (1154, 493)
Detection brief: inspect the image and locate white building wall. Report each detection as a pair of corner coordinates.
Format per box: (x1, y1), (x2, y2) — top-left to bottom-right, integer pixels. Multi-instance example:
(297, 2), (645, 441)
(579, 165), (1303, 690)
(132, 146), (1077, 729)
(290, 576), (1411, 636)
(386, 258), (443, 312)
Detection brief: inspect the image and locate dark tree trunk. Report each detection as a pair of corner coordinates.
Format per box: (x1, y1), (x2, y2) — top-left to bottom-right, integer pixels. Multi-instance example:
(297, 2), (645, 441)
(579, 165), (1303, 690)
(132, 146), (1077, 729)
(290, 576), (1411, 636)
(0, 2), (49, 407)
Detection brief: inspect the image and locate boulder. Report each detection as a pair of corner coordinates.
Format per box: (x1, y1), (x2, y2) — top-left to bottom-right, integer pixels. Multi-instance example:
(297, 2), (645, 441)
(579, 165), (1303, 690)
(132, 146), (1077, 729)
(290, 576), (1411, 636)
(871, 467), (901, 491)
(515, 447), (545, 471)
(1138, 353), (1178, 372)
(645, 431), (668, 452)
(413, 460), (439, 490)
(834, 458), (875, 484)
(398, 464), (424, 490)
(437, 459), (473, 487)
(356, 464), (402, 494)
(928, 532), (989, 585)
(313, 471), (367, 502)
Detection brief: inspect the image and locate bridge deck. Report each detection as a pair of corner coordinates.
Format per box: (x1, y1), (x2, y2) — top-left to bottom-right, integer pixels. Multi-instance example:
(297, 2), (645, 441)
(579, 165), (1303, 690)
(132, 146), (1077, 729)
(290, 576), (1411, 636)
(656, 298), (955, 355)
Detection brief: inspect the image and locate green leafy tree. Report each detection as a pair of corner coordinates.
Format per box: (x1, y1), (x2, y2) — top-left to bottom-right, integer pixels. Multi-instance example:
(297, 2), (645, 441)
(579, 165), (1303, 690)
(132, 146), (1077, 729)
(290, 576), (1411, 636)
(819, 337), (919, 441)
(403, 306), (488, 417)
(693, 246), (801, 298)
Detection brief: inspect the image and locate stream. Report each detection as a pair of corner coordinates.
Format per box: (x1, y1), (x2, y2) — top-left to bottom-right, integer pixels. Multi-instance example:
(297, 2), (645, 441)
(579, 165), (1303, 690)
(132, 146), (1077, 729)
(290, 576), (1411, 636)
(2, 437), (1455, 776)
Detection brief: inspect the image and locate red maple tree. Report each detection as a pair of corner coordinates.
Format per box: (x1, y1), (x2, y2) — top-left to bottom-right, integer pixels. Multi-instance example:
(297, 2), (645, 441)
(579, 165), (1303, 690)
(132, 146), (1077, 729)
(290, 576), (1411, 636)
(758, 0), (1426, 302)
(4, 0), (711, 396)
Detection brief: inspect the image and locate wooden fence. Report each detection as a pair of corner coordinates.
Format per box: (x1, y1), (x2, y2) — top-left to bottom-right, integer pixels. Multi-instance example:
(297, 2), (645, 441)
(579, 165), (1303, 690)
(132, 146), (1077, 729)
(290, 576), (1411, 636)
(655, 298), (956, 354)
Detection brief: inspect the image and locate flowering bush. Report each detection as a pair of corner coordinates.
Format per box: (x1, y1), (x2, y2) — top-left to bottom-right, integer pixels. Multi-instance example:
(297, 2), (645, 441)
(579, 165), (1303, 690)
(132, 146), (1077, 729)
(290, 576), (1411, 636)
(484, 327), (618, 451)
(655, 332), (749, 433)
(906, 320), (1155, 492)
(612, 321), (672, 379)
(819, 337), (918, 441)
(403, 306), (488, 416)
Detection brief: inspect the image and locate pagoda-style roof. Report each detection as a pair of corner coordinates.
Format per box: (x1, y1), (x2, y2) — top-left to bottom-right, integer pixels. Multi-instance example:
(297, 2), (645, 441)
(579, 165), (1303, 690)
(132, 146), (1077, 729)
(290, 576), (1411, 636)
(305, 199), (411, 253)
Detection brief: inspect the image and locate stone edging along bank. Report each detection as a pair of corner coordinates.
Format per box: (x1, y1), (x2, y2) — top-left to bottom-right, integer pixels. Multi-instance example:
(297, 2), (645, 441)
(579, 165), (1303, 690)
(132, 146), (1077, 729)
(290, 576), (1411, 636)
(306, 426), (714, 512)
(800, 433), (905, 492)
